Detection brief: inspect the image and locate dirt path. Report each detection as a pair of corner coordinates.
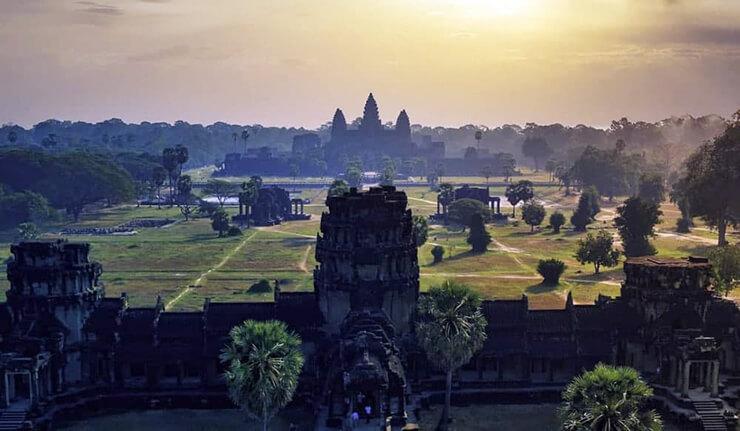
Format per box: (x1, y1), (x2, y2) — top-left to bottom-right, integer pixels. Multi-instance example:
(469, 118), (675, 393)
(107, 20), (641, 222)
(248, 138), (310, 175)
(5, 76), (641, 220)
(298, 245), (312, 273)
(655, 231), (716, 245)
(165, 231), (259, 310)
(408, 197), (438, 205)
(256, 225), (316, 239)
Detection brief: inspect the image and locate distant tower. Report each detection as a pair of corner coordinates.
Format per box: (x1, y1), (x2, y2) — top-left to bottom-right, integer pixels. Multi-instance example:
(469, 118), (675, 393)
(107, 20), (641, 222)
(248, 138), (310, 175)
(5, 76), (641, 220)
(314, 186), (419, 335)
(359, 93), (382, 134)
(6, 240), (103, 387)
(330, 108), (347, 141)
(395, 109), (411, 141)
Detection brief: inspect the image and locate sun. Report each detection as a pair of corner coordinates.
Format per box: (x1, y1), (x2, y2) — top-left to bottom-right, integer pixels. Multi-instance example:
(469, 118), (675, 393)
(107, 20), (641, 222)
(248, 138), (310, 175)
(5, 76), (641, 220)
(455, 0), (535, 17)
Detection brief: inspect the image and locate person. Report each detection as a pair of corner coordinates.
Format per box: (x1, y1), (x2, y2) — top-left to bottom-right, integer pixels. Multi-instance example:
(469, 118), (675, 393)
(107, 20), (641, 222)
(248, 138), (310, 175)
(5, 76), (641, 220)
(364, 404), (372, 424)
(350, 411), (359, 428)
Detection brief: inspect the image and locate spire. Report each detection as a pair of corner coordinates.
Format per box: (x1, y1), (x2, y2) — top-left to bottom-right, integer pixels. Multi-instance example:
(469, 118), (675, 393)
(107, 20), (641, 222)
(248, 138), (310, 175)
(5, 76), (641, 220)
(331, 108), (347, 139)
(360, 93), (382, 133)
(395, 109), (410, 139)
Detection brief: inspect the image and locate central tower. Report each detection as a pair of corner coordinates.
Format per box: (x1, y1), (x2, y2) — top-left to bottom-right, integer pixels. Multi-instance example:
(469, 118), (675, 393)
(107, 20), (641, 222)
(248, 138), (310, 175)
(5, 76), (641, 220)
(315, 186), (420, 336)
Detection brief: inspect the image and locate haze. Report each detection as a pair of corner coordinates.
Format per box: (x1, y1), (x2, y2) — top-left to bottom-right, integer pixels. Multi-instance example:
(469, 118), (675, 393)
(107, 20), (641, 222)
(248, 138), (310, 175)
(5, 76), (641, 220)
(1, 0), (739, 128)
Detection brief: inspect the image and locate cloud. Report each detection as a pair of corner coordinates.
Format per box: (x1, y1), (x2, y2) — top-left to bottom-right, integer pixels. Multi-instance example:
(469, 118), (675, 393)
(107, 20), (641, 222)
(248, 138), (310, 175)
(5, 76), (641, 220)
(75, 1), (123, 15)
(127, 45), (191, 62)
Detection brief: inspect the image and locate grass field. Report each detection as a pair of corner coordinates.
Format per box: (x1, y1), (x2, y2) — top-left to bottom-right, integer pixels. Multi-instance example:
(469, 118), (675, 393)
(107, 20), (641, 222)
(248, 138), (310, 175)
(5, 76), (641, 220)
(0, 176), (734, 310)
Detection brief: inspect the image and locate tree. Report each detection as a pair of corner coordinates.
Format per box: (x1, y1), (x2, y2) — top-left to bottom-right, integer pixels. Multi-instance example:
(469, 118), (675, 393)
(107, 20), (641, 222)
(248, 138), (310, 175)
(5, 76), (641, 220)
(504, 180), (534, 217)
(521, 202), (546, 232)
(174, 144), (189, 178)
(614, 197), (662, 257)
(345, 159), (363, 188)
(289, 163), (300, 184)
(681, 120), (740, 246)
(416, 281), (487, 431)
(220, 320), (304, 431)
(176, 193), (199, 221)
(463, 146), (478, 159)
(708, 245), (740, 296)
(241, 129), (250, 154)
(239, 177), (261, 227)
(575, 230), (620, 274)
(521, 136), (553, 171)
(437, 182), (455, 206)
(211, 208), (231, 237)
(467, 213), (491, 253)
(380, 156), (396, 186)
(550, 212), (566, 233)
(480, 165), (494, 187)
(176, 175), (192, 200)
(162, 147), (180, 203)
(204, 179), (238, 207)
(413, 215), (429, 247)
(669, 177), (692, 233)
(545, 159), (557, 182)
(571, 188), (600, 232)
(560, 364), (662, 431)
(328, 179), (349, 198)
(0, 149), (134, 220)
(537, 259), (566, 285)
(448, 198), (490, 231)
(637, 173), (665, 205)
(17, 222), (39, 240)
(431, 245), (445, 264)
(500, 153), (516, 182)
(152, 166), (167, 209)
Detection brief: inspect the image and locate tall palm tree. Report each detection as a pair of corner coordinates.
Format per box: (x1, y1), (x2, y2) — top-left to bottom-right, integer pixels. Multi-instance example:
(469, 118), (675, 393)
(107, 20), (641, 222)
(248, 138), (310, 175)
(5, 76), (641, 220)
(416, 281), (487, 431)
(560, 364), (663, 431)
(220, 320), (304, 431)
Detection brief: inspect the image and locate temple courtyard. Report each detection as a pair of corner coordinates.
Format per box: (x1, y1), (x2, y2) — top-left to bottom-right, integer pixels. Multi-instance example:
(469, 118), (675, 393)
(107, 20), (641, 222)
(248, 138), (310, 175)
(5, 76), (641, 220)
(0, 177), (726, 310)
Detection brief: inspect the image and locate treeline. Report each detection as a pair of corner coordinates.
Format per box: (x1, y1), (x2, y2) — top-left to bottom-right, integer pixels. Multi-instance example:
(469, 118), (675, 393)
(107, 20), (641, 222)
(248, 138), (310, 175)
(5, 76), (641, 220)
(1, 119), (310, 168)
(414, 114), (728, 169)
(1, 113), (728, 169)
(0, 149), (136, 225)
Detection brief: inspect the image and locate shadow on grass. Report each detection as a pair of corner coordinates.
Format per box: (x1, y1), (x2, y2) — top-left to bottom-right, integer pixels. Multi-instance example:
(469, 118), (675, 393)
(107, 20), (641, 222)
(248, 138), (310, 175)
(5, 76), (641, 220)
(281, 237), (314, 247)
(525, 282), (558, 295)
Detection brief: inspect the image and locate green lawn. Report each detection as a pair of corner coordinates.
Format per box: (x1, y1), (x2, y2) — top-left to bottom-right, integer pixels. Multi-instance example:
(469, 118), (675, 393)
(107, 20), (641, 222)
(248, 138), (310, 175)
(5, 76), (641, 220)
(0, 179), (732, 309)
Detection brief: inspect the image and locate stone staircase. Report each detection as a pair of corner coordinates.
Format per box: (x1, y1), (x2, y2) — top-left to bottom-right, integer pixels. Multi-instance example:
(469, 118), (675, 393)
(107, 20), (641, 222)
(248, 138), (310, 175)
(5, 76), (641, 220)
(693, 400), (727, 431)
(0, 410), (26, 431)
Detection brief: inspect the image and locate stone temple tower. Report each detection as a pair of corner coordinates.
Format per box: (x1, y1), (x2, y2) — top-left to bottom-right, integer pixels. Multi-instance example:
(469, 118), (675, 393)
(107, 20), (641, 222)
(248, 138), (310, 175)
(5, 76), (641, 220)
(6, 240), (103, 387)
(315, 186), (420, 336)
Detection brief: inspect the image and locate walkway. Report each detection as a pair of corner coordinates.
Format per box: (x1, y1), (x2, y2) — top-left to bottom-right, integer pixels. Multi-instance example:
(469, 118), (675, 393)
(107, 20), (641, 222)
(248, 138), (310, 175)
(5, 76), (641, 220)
(165, 230), (259, 310)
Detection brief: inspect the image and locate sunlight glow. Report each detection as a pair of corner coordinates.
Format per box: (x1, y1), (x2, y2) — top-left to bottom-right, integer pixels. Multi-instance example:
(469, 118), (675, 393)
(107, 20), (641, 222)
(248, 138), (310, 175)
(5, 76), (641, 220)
(453, 0), (535, 17)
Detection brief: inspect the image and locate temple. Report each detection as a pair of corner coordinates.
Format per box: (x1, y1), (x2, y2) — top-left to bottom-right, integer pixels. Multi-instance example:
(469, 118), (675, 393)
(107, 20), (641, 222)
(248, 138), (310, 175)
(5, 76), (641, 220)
(218, 94), (517, 178)
(1, 187), (739, 429)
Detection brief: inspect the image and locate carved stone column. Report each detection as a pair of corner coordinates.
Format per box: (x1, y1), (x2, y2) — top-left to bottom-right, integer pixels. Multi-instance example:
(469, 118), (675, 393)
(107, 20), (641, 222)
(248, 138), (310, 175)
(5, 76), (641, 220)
(682, 361), (691, 398)
(711, 360), (719, 398)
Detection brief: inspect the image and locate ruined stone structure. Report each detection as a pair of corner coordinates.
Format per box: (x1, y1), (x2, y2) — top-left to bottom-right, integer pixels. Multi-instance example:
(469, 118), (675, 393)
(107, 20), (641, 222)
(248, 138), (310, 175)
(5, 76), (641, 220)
(432, 184), (503, 223)
(1, 188), (739, 429)
(315, 187), (418, 424)
(234, 186), (310, 226)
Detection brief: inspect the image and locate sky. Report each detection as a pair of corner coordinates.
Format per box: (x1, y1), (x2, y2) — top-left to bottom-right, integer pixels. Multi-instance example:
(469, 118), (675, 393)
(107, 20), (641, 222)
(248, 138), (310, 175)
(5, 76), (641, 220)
(1, 0), (739, 129)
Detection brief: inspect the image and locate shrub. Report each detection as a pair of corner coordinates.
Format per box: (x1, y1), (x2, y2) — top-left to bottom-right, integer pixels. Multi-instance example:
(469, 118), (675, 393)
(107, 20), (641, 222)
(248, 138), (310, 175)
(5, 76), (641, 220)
(550, 212), (566, 233)
(248, 279), (273, 293)
(537, 259), (566, 285)
(227, 225), (243, 237)
(431, 245), (445, 263)
(467, 213), (491, 253)
(521, 202), (546, 232)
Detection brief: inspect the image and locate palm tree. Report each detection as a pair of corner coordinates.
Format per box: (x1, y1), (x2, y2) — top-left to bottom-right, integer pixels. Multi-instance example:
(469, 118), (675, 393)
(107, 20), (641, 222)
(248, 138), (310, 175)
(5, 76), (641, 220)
(560, 364), (663, 431)
(220, 320), (304, 431)
(416, 281), (487, 431)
